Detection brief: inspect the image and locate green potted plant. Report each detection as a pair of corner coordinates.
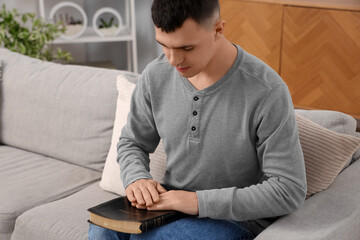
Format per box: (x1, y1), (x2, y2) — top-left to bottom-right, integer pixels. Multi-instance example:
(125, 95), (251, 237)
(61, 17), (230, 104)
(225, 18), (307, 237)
(0, 4), (72, 62)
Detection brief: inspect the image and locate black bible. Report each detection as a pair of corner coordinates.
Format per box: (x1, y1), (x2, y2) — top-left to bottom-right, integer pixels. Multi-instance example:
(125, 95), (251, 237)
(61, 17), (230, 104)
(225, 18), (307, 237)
(88, 196), (186, 234)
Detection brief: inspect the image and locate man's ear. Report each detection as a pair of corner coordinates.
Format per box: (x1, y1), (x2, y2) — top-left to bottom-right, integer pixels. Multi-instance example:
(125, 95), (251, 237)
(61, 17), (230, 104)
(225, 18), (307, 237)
(214, 19), (225, 38)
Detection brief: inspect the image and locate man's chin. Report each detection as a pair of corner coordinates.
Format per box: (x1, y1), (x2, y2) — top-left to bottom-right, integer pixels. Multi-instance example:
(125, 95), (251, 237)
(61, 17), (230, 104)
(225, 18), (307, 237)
(177, 69), (197, 78)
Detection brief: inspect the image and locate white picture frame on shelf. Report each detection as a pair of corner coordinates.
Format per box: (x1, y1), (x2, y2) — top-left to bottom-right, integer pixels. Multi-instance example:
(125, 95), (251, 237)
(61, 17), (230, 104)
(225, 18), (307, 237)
(49, 1), (87, 40)
(93, 7), (124, 37)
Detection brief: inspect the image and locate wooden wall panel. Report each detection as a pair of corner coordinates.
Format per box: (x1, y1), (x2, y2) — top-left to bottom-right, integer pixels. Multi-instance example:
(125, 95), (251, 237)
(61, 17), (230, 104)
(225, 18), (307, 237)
(281, 7), (360, 117)
(220, 0), (283, 72)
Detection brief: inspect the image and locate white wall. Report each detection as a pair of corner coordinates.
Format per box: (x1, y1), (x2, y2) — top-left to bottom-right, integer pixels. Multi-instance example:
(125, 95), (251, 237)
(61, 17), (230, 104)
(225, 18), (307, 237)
(0, 0), (162, 73)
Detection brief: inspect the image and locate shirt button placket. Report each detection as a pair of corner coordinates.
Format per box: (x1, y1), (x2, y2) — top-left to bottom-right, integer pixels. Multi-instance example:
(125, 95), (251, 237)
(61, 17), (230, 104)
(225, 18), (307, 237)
(190, 95), (201, 140)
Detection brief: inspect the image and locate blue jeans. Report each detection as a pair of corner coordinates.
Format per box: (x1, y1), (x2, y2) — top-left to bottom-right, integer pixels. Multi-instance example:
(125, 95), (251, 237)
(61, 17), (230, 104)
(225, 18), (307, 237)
(88, 217), (255, 240)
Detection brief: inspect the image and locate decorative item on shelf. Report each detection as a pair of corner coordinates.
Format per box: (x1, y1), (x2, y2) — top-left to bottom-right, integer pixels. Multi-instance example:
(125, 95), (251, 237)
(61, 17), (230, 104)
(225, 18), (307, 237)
(93, 7), (123, 37)
(49, 1), (87, 40)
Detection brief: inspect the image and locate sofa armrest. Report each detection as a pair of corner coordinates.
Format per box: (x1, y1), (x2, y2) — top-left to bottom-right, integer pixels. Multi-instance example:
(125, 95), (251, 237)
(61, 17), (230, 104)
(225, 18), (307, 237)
(255, 160), (360, 240)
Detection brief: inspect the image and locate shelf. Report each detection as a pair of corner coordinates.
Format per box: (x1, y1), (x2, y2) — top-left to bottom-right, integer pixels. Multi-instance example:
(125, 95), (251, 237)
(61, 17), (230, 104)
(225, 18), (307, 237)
(52, 27), (133, 44)
(38, 0), (138, 73)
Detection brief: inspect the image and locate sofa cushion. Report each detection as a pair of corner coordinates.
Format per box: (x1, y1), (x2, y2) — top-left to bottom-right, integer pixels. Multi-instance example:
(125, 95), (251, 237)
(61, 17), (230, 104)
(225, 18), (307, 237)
(295, 109), (358, 136)
(255, 160), (360, 240)
(99, 75), (167, 196)
(11, 182), (117, 240)
(0, 145), (101, 236)
(295, 114), (360, 197)
(0, 48), (122, 171)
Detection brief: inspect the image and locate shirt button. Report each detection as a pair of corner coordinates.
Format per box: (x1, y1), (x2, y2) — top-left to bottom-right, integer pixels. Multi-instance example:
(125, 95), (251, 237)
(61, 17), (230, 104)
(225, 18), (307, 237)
(191, 126), (196, 131)
(193, 111), (198, 116)
(193, 96), (199, 101)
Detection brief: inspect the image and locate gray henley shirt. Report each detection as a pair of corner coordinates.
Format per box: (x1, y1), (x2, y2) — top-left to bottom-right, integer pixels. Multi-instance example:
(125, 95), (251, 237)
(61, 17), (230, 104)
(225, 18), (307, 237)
(118, 45), (307, 229)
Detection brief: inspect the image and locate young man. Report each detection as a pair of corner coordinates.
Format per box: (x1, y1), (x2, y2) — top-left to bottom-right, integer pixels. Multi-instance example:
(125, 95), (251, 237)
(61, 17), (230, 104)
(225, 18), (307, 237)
(89, 0), (307, 239)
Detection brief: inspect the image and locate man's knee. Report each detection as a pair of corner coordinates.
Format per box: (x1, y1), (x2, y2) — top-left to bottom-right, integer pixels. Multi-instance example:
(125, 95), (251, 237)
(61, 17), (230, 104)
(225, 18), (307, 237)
(134, 217), (254, 240)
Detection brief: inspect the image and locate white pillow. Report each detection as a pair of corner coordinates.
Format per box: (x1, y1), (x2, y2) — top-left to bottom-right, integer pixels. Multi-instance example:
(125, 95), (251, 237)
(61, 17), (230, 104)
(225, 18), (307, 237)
(99, 74), (167, 196)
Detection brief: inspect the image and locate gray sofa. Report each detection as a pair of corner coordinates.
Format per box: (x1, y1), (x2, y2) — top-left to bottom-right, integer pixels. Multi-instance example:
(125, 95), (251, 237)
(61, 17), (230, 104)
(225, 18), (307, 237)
(1, 48), (359, 240)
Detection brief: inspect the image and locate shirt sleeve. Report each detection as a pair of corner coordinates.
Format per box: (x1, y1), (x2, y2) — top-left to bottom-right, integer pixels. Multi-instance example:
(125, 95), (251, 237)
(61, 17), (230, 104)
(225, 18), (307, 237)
(117, 71), (161, 189)
(196, 83), (307, 221)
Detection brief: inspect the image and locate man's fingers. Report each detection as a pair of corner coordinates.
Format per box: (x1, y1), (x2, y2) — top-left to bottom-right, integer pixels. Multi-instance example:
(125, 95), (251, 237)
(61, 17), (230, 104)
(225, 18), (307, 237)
(125, 179), (167, 208)
(125, 188), (137, 203)
(139, 186), (154, 206)
(147, 204), (161, 211)
(133, 188), (145, 205)
(147, 193), (169, 211)
(157, 183), (167, 193)
(131, 201), (147, 209)
(148, 185), (160, 203)
(135, 204), (147, 209)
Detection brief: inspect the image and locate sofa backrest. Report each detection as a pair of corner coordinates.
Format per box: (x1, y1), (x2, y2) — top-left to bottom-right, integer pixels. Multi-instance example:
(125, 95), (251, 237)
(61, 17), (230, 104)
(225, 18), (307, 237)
(0, 48), (138, 171)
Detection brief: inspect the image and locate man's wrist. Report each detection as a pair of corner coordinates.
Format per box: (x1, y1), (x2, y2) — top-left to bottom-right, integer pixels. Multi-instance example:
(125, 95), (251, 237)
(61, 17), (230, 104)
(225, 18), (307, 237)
(125, 175), (153, 190)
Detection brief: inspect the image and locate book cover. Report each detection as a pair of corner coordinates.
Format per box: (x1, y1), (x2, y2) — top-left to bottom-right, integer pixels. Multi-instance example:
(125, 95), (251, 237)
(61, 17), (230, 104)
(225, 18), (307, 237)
(88, 196), (186, 234)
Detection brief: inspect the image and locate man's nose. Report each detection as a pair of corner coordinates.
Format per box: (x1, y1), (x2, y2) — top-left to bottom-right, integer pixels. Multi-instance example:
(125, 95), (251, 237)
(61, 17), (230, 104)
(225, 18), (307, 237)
(168, 49), (183, 66)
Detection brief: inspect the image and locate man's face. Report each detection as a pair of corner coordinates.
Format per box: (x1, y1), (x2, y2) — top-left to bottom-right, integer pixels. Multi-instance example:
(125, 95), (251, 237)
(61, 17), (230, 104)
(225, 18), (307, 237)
(155, 18), (217, 78)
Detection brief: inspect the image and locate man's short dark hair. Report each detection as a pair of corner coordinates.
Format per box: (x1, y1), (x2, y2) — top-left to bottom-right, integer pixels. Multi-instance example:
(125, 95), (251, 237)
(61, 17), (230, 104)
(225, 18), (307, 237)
(151, 0), (220, 33)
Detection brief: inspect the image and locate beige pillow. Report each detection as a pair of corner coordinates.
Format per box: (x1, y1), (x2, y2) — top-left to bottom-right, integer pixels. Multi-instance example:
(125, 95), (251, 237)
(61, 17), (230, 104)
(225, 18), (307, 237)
(296, 114), (360, 197)
(99, 74), (167, 196)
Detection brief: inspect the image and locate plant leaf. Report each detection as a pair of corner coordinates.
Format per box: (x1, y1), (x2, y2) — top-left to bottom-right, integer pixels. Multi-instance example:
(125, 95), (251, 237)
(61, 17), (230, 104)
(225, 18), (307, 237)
(0, 4), (72, 62)
(21, 14), (27, 23)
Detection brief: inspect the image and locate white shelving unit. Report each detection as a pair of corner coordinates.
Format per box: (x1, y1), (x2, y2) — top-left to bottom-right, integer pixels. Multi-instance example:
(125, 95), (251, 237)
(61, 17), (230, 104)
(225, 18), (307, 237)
(38, 0), (138, 73)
